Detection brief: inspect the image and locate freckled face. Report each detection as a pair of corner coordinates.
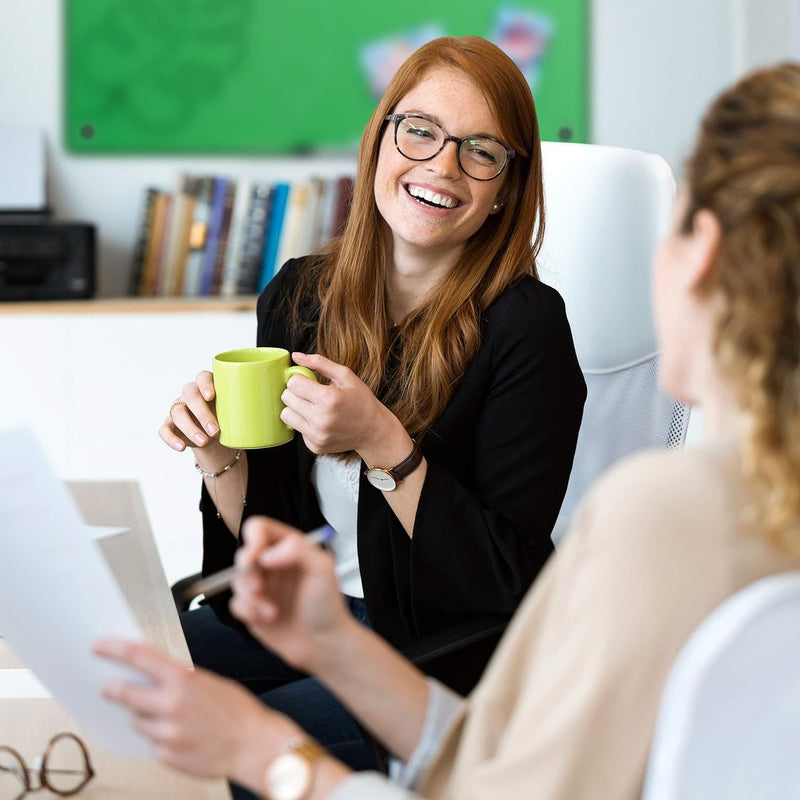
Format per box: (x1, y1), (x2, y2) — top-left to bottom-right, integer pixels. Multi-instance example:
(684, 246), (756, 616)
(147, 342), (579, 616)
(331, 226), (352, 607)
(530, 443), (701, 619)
(374, 66), (509, 264)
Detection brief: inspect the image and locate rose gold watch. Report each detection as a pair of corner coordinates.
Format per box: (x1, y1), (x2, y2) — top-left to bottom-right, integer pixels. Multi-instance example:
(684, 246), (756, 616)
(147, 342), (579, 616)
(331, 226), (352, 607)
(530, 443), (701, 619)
(364, 442), (424, 491)
(263, 736), (326, 800)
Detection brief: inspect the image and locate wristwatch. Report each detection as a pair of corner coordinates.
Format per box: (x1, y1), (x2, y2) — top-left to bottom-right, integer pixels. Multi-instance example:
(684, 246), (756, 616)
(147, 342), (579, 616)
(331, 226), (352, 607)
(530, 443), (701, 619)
(263, 736), (326, 800)
(364, 442), (424, 491)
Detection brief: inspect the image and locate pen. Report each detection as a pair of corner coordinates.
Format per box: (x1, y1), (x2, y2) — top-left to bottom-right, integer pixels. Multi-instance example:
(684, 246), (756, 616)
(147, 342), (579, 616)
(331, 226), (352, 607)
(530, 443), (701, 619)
(182, 524), (336, 602)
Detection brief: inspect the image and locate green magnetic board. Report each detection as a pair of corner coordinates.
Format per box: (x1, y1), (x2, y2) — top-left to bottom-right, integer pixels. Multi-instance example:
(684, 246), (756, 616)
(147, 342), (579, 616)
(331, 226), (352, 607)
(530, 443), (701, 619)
(65, 1), (588, 154)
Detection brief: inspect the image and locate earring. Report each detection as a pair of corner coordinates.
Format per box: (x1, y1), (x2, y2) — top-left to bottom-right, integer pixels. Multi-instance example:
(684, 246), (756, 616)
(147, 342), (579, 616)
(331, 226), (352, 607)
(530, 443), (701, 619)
(492, 201), (505, 213)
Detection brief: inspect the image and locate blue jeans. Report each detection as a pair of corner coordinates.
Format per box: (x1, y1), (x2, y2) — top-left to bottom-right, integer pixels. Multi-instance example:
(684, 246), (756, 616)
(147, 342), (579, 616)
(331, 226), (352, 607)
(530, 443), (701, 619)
(180, 598), (380, 799)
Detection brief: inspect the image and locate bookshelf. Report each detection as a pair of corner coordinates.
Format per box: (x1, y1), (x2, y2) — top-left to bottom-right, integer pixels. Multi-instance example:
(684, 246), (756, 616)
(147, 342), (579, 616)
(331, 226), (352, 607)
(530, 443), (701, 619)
(127, 173), (354, 299)
(0, 297), (258, 315)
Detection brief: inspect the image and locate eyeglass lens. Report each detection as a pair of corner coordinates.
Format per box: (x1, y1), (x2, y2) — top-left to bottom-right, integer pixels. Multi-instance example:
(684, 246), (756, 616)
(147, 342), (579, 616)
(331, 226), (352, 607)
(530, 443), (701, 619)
(395, 116), (509, 180)
(0, 734), (93, 799)
(42, 733), (93, 795)
(0, 747), (27, 800)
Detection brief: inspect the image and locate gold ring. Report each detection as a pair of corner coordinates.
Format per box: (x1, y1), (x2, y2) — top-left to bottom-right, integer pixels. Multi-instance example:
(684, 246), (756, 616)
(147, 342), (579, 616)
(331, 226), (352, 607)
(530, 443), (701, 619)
(169, 400), (187, 420)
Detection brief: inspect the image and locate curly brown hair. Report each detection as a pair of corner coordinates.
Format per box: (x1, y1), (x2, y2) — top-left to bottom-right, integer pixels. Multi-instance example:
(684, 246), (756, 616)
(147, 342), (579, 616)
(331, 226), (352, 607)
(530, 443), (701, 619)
(683, 62), (800, 549)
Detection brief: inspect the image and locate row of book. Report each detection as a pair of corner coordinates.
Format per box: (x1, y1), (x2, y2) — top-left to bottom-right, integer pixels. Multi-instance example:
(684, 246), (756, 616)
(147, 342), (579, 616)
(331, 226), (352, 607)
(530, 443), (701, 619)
(128, 173), (355, 297)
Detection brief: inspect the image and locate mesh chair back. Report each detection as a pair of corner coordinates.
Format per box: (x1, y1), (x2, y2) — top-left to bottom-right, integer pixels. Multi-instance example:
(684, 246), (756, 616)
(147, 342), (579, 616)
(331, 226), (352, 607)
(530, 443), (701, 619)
(536, 141), (690, 545)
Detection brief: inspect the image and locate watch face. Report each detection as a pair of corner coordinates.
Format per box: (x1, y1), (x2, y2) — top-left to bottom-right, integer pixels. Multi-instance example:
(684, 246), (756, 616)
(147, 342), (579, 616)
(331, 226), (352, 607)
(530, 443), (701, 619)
(366, 467), (397, 491)
(265, 751), (312, 800)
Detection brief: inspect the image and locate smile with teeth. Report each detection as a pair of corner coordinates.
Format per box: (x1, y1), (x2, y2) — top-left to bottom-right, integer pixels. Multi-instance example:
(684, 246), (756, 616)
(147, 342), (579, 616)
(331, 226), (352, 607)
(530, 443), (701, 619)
(405, 184), (460, 209)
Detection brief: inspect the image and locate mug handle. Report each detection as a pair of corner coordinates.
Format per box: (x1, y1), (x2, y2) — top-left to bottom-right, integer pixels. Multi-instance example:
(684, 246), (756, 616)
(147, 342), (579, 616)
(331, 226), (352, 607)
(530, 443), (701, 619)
(284, 365), (317, 383)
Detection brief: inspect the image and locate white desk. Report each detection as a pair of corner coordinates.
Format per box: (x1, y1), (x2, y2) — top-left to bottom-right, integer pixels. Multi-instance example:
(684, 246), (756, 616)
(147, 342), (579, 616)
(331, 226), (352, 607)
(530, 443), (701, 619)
(0, 480), (231, 800)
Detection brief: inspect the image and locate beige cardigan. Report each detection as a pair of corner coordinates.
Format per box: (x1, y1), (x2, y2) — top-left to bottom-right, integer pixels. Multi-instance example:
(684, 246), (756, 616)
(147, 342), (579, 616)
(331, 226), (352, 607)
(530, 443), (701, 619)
(415, 439), (800, 799)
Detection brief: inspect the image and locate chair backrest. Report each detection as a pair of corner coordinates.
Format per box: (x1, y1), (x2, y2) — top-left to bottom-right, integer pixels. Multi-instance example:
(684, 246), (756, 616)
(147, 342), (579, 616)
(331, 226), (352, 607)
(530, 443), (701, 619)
(537, 141), (690, 545)
(642, 571), (800, 800)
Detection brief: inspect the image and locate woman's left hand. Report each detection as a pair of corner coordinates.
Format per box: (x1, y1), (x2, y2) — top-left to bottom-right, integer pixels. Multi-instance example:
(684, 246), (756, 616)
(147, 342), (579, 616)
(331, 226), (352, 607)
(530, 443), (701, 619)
(93, 639), (299, 782)
(280, 352), (392, 455)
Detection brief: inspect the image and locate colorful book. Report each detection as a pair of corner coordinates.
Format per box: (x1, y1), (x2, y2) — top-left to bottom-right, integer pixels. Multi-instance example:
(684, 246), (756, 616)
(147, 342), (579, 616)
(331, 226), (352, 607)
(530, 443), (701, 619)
(182, 175), (215, 296)
(275, 181), (310, 271)
(218, 178), (254, 298)
(198, 177), (231, 296)
(233, 181), (274, 296)
(128, 187), (158, 296)
(209, 181), (236, 296)
(257, 182), (290, 292)
(159, 174), (199, 296)
(299, 176), (325, 254)
(139, 192), (171, 297)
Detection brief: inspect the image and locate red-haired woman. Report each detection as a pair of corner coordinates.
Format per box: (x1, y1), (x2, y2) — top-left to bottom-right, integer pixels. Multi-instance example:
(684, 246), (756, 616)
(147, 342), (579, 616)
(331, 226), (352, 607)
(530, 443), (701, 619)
(160, 36), (585, 776)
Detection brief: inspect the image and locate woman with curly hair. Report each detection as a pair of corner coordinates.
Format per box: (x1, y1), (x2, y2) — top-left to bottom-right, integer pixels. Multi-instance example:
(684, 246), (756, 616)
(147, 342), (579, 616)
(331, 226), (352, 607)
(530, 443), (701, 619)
(99, 60), (800, 800)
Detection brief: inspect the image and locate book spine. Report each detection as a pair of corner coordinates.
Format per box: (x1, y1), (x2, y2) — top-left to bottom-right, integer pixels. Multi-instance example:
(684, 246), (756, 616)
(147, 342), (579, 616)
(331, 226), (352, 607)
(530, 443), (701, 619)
(182, 175), (215, 296)
(209, 182), (236, 296)
(256, 182), (291, 293)
(218, 178), (254, 298)
(235, 182), (274, 296)
(128, 187), (158, 296)
(140, 192), (172, 297)
(199, 177), (230, 296)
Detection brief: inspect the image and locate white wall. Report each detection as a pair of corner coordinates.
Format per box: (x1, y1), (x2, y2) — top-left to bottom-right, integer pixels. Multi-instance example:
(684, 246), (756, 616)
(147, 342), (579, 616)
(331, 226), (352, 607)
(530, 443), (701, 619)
(4, 0), (797, 298)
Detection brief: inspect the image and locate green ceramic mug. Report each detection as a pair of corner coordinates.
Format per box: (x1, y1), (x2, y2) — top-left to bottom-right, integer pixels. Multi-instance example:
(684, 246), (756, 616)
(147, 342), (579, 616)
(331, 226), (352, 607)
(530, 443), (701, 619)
(213, 347), (317, 449)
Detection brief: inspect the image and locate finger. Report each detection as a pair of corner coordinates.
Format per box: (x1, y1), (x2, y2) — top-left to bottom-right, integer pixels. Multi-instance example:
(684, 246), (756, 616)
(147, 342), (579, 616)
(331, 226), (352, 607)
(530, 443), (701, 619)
(94, 639), (185, 683)
(102, 679), (165, 717)
(292, 352), (351, 385)
(282, 382), (318, 415)
(229, 591), (278, 625)
(196, 370), (216, 402)
(240, 516), (303, 555)
(178, 383), (220, 442)
(279, 405), (311, 438)
(284, 373), (326, 403)
(133, 715), (181, 746)
(158, 420), (194, 452)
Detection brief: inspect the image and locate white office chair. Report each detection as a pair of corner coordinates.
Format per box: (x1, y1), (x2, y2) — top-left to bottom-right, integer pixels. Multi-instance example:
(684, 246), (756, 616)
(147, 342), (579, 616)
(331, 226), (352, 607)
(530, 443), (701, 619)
(642, 570), (800, 800)
(537, 141), (691, 545)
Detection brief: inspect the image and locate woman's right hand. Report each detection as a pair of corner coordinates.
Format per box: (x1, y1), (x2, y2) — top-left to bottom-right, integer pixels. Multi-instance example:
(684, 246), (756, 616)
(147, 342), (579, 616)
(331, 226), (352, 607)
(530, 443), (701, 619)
(159, 370), (227, 458)
(229, 516), (356, 674)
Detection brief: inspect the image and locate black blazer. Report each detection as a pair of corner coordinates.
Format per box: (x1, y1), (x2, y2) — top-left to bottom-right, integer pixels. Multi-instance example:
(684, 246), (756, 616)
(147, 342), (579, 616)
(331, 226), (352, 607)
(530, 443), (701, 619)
(202, 257), (585, 681)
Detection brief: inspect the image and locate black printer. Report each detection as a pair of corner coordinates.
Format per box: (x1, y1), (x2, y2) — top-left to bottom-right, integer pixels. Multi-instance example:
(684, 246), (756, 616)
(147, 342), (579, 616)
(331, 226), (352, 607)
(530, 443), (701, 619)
(0, 215), (95, 301)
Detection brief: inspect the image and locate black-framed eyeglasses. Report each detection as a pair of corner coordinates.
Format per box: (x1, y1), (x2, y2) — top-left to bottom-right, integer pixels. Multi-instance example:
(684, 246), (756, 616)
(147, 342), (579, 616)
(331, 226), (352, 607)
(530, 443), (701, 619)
(0, 733), (95, 799)
(385, 114), (515, 181)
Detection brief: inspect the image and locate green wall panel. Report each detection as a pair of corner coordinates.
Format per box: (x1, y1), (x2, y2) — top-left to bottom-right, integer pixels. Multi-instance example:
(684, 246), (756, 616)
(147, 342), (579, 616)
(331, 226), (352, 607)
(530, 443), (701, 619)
(65, 1), (588, 154)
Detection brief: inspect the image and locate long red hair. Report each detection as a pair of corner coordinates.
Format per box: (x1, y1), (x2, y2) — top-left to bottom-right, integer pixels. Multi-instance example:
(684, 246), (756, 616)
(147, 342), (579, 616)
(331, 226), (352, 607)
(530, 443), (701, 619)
(293, 36), (544, 444)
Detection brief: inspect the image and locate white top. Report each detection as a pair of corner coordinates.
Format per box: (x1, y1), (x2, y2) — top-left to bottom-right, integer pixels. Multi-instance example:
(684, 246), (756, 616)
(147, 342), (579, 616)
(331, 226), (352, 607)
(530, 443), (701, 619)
(310, 454), (363, 598)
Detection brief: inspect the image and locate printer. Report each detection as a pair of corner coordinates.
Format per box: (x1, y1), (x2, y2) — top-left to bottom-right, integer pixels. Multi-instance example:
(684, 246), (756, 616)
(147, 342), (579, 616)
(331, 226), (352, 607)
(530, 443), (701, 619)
(0, 126), (96, 301)
(0, 218), (95, 301)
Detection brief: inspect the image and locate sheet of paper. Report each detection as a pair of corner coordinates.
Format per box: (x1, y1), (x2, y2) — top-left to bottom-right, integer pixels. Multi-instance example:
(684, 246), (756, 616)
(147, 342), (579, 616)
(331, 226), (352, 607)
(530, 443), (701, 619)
(0, 428), (152, 758)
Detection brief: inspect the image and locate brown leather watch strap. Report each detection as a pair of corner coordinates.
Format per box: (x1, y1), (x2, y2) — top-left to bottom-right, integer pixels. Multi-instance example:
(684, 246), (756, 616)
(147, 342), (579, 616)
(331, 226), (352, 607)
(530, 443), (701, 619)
(387, 442), (424, 483)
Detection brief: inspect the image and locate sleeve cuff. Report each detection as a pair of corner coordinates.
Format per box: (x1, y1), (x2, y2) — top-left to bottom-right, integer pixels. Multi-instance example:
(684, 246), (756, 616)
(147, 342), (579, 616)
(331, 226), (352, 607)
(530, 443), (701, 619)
(325, 771), (414, 800)
(388, 678), (464, 789)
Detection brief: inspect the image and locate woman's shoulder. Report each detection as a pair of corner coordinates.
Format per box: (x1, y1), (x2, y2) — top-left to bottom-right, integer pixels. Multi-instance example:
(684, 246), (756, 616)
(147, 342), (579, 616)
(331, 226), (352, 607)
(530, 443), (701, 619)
(575, 441), (742, 549)
(483, 275), (569, 336)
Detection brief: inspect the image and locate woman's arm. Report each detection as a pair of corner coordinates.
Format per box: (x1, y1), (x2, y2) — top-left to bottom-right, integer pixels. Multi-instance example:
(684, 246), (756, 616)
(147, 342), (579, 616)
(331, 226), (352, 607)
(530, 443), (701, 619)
(387, 280), (586, 624)
(229, 517), (436, 761)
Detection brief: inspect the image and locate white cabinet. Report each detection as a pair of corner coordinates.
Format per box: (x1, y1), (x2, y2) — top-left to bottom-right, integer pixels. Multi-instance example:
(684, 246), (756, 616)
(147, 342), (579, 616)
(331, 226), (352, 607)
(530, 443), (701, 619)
(0, 300), (256, 584)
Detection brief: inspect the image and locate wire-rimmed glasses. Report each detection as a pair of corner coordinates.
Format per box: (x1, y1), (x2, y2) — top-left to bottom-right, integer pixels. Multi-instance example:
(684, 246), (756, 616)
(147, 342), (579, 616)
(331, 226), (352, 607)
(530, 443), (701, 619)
(385, 114), (515, 181)
(0, 733), (95, 799)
